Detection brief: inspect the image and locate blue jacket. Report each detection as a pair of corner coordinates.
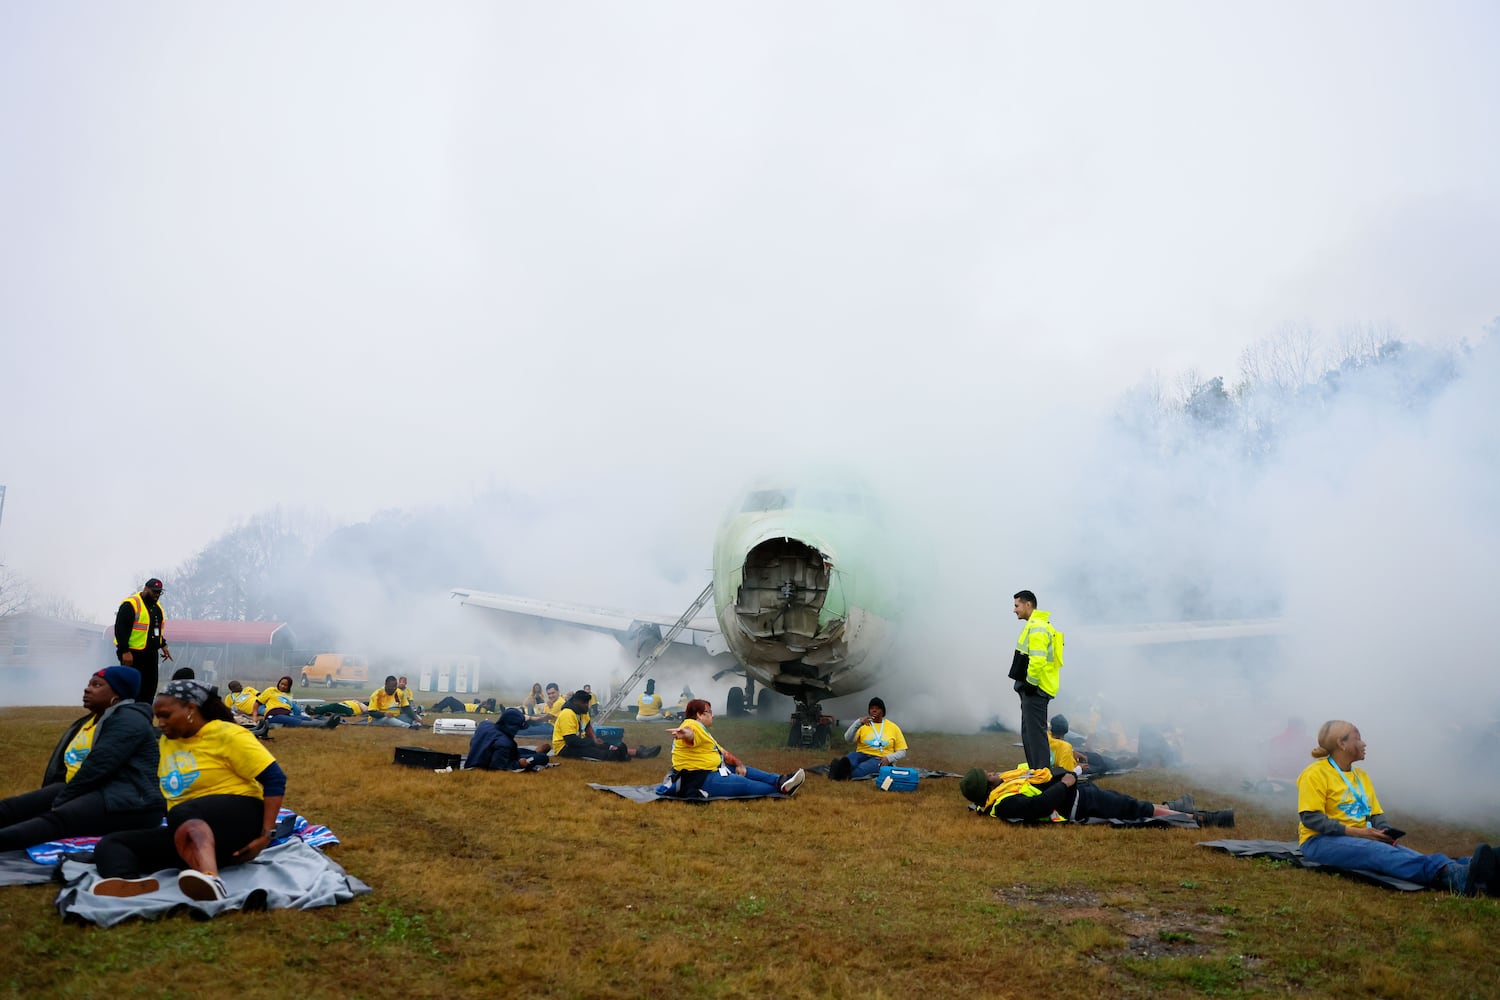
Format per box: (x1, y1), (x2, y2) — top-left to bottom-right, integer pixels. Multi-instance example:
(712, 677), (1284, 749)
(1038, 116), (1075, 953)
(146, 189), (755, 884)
(464, 708), (545, 771)
(42, 701), (165, 813)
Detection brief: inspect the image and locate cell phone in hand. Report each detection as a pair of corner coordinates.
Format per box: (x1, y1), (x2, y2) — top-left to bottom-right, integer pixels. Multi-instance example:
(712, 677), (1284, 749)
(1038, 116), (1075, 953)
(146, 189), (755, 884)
(1382, 827), (1406, 840)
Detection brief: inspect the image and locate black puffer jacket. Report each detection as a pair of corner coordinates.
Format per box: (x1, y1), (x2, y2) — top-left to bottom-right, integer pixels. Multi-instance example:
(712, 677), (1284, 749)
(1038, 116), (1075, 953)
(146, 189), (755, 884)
(41, 701), (165, 813)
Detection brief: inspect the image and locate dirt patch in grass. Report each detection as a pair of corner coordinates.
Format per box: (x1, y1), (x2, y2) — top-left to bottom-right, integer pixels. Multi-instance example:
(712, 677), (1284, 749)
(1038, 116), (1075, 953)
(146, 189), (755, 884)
(994, 883), (1230, 958)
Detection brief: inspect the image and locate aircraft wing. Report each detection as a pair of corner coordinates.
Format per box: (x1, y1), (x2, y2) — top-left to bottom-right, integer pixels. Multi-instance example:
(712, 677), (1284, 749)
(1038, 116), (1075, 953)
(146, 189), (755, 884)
(1071, 618), (1285, 647)
(450, 588), (727, 654)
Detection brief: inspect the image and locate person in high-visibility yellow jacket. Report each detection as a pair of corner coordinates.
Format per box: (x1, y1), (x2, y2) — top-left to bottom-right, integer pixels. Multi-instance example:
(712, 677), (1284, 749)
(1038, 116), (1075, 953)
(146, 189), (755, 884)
(1008, 590), (1063, 773)
(113, 578), (172, 704)
(959, 766), (1235, 827)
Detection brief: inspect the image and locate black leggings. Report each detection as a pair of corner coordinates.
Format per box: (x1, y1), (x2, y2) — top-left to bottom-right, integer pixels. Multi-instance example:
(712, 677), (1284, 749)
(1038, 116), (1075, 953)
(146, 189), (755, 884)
(431, 697), (468, 712)
(0, 783), (164, 852)
(94, 795), (263, 877)
(556, 741), (630, 762)
(1075, 784), (1155, 822)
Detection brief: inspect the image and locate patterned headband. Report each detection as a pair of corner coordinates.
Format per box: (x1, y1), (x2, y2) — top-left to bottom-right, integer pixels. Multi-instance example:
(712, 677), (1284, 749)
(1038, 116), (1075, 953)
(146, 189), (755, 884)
(163, 678), (215, 707)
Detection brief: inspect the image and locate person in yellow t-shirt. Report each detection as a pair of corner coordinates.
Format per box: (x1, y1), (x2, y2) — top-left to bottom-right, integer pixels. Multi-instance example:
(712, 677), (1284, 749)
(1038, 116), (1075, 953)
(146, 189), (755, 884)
(525, 683), (547, 719)
(254, 676), (338, 730)
(307, 699), (369, 721)
(223, 681), (259, 721)
(541, 684), (565, 723)
(368, 676), (420, 729)
(551, 690), (661, 761)
(395, 677), (424, 725)
(665, 699), (804, 798)
(1296, 719), (1495, 895)
(830, 697), (908, 781)
(637, 678), (666, 720)
(92, 678), (288, 902)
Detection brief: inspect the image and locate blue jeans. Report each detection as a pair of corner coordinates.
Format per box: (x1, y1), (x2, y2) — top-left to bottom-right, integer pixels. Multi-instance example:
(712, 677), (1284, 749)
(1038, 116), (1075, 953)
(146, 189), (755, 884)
(700, 766), (783, 798)
(266, 710), (328, 729)
(847, 753), (884, 780)
(1301, 833), (1456, 887)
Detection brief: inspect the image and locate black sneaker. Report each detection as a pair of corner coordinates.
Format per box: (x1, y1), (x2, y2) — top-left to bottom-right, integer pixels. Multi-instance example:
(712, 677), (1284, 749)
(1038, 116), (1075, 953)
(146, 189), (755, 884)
(1194, 809), (1235, 829)
(1463, 844), (1497, 897)
(636, 744), (662, 759)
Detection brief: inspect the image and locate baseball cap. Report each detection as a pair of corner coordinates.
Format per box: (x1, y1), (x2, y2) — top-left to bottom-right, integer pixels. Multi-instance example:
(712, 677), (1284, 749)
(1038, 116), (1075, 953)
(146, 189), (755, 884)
(144, 578), (164, 591)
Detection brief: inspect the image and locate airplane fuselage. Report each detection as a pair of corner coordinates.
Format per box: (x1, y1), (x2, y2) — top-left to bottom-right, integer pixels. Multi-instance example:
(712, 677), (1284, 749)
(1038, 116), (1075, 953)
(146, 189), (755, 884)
(710, 485), (898, 705)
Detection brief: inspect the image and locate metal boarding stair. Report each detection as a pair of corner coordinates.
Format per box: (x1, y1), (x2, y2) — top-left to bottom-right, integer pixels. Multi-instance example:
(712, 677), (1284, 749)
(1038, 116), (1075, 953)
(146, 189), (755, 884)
(592, 581), (715, 725)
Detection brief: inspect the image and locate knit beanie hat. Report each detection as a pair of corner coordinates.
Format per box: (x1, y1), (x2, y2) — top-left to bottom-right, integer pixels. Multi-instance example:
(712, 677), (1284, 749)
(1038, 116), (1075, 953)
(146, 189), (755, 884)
(96, 665), (142, 701)
(959, 767), (990, 806)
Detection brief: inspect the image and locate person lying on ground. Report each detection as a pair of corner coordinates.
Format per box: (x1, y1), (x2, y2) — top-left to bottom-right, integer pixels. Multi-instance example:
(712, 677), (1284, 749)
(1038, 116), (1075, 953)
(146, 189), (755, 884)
(550, 690), (661, 761)
(253, 676), (339, 731)
(665, 699), (805, 798)
(959, 765), (1235, 827)
(1297, 719), (1496, 896)
(367, 676), (421, 729)
(829, 697), (907, 780)
(223, 681), (259, 723)
(92, 679), (287, 902)
(430, 696), (498, 713)
(0, 666), (165, 852)
(464, 708), (549, 771)
(306, 699), (370, 721)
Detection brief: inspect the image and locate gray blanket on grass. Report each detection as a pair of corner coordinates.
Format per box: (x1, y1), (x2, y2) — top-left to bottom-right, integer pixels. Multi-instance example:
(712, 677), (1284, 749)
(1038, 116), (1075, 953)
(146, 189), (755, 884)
(55, 838), (372, 926)
(1198, 838), (1424, 891)
(0, 849), (58, 886)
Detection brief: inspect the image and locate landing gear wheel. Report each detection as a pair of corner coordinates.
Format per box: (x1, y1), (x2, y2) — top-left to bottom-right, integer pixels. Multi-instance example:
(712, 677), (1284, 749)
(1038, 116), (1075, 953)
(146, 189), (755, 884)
(756, 688), (776, 714)
(726, 686), (747, 716)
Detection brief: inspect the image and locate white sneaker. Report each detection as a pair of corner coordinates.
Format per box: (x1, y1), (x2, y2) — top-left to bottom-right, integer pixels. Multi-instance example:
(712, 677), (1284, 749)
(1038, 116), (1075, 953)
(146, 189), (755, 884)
(177, 869), (228, 901)
(780, 768), (807, 795)
(92, 876), (160, 897)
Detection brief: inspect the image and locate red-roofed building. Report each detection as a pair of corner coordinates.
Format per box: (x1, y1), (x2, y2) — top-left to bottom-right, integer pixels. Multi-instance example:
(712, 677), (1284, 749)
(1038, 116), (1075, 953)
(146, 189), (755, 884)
(104, 620), (298, 684)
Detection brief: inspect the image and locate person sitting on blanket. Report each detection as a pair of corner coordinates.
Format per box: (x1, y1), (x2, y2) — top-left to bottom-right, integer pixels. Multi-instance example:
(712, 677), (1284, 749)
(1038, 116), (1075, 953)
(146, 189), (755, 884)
(253, 676), (339, 731)
(367, 676), (421, 729)
(0, 666), (165, 853)
(551, 690), (662, 761)
(464, 708), (549, 771)
(1297, 719), (1496, 896)
(829, 697), (907, 781)
(223, 680), (259, 723)
(665, 699), (805, 798)
(1049, 714), (1136, 777)
(959, 765), (1236, 827)
(637, 678), (667, 720)
(430, 696), (498, 713)
(91, 678), (288, 902)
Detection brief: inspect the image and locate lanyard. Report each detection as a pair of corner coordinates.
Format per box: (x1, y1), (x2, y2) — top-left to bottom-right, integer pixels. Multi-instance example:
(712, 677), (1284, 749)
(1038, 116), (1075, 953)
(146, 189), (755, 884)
(1327, 758), (1371, 823)
(867, 721), (887, 749)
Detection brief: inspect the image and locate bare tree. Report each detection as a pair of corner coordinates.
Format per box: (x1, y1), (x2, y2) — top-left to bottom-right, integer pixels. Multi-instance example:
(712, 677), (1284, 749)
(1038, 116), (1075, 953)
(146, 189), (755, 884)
(0, 563), (31, 617)
(26, 590), (91, 623)
(1237, 323), (1323, 397)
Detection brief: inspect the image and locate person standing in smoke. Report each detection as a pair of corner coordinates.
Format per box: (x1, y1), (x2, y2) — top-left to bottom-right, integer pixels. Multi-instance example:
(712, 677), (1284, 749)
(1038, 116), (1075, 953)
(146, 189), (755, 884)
(1009, 590), (1063, 774)
(114, 578), (172, 703)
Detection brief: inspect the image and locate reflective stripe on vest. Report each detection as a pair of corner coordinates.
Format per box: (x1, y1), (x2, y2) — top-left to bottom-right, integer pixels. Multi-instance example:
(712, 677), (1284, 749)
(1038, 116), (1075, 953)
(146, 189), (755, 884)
(116, 593), (150, 650)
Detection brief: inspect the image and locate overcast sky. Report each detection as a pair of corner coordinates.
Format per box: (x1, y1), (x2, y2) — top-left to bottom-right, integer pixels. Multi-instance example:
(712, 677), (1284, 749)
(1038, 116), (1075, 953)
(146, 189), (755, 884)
(2, 3), (1497, 619)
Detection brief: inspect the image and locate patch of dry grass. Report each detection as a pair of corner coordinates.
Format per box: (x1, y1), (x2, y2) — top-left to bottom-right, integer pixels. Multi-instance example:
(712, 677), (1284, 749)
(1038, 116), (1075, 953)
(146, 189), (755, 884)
(2, 706), (1498, 999)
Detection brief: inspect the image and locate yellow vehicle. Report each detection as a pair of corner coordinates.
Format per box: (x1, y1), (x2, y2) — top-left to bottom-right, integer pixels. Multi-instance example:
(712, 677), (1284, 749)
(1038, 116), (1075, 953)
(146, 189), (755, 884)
(298, 653), (371, 689)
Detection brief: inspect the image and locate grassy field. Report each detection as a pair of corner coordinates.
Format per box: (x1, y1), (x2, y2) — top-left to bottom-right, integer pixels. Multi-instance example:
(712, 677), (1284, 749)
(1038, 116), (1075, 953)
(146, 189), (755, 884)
(2, 701), (1497, 1000)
